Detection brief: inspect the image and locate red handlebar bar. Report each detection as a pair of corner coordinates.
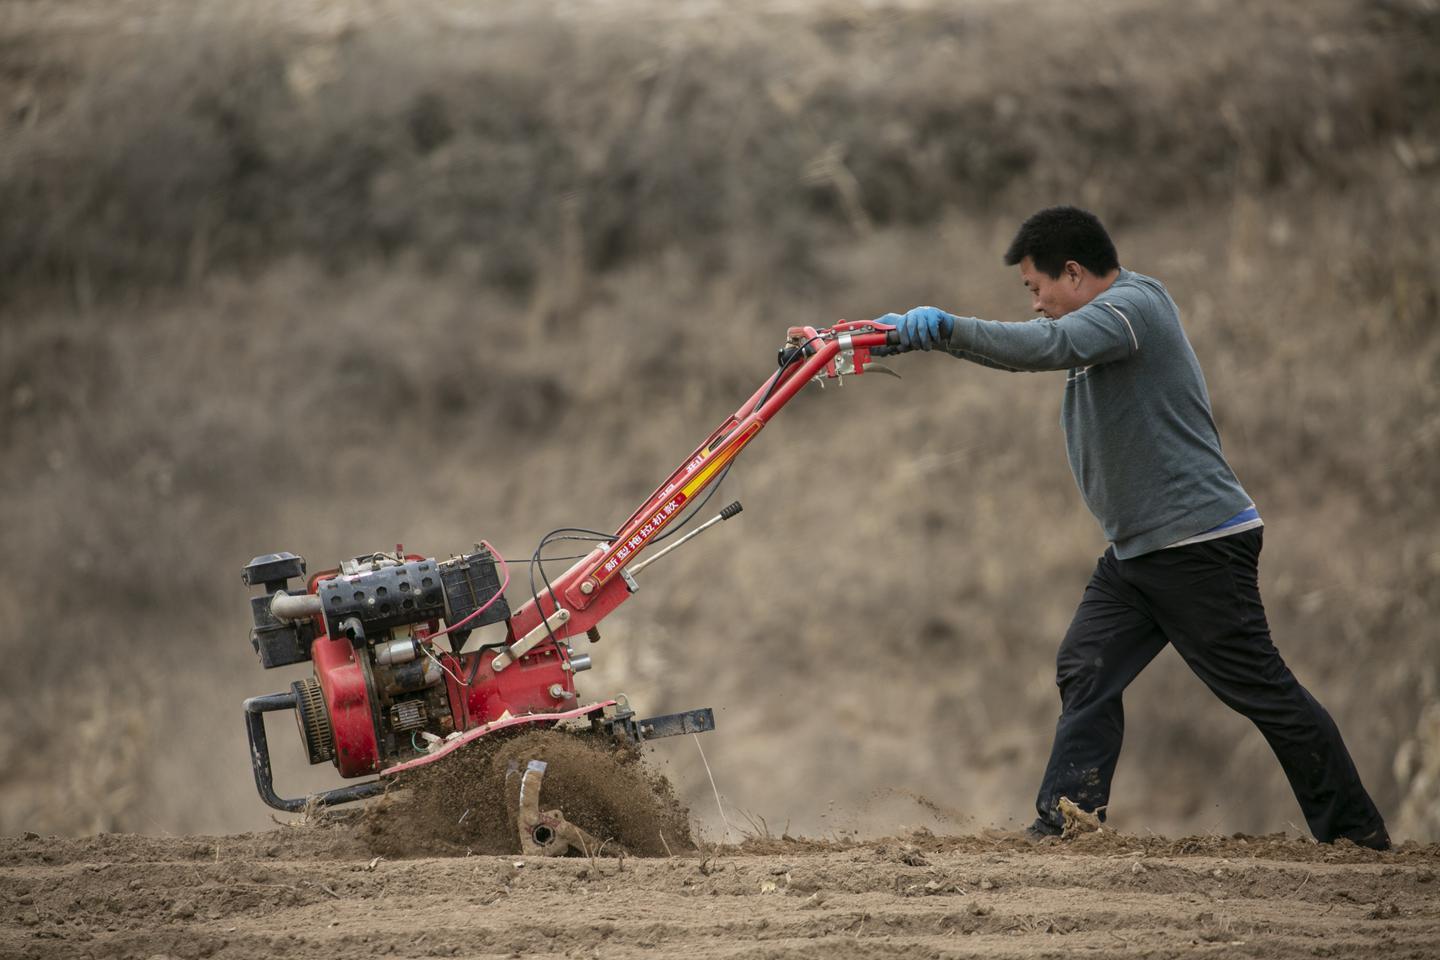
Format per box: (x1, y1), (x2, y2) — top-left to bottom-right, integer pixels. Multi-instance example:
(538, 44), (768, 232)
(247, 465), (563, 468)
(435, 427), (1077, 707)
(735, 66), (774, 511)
(504, 319), (897, 643)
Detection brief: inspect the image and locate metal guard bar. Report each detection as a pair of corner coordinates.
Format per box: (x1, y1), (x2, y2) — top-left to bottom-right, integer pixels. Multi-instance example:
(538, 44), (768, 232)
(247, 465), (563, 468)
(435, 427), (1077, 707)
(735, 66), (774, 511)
(243, 692), (388, 813)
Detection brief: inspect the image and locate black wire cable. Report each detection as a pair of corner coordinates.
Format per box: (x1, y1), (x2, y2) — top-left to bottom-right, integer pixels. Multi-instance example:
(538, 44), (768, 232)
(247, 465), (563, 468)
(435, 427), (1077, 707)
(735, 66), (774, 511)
(495, 551), (590, 564)
(529, 528), (609, 612)
(527, 527), (611, 649)
(751, 333), (823, 416)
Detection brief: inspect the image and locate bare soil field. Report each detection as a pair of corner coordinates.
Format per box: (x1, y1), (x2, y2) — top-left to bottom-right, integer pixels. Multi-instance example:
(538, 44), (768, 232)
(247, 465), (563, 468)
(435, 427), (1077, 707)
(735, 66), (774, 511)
(6, 731), (1439, 958)
(4, 826), (1439, 960)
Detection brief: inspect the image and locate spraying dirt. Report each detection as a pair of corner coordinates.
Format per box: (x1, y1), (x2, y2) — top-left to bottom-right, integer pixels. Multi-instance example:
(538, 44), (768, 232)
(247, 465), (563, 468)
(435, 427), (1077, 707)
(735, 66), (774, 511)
(358, 729), (695, 859)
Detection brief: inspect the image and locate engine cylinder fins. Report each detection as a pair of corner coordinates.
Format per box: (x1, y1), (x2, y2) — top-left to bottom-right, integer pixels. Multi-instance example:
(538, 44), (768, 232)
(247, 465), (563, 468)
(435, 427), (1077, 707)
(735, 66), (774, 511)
(292, 677), (336, 765)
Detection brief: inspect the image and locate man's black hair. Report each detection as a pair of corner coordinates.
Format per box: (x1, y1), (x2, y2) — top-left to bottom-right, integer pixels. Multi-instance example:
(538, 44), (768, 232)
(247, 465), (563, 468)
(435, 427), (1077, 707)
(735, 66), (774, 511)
(1003, 206), (1119, 279)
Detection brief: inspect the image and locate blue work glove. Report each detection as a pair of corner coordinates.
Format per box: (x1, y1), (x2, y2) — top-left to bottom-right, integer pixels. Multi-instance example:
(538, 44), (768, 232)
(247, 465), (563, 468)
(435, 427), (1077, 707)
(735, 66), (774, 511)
(898, 306), (955, 351)
(873, 306), (956, 354)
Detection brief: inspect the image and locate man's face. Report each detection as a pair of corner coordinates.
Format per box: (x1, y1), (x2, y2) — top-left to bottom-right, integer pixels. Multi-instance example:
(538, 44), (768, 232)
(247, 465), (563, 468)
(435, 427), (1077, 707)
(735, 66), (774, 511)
(1019, 256), (1084, 320)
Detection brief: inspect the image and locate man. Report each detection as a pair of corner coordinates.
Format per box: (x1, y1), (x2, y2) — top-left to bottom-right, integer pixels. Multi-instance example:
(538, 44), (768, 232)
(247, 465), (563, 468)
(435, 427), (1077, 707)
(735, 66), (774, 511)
(875, 206), (1389, 848)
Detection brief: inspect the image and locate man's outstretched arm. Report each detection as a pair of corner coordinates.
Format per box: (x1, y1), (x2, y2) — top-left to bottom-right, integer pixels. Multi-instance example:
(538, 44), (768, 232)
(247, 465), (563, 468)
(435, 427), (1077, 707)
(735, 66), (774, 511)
(880, 300), (1142, 372)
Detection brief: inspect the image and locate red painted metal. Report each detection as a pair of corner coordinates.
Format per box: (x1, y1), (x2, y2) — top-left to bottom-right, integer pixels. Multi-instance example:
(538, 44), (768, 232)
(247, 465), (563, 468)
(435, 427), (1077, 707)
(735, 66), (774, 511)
(311, 629), (380, 776)
(450, 645), (575, 728)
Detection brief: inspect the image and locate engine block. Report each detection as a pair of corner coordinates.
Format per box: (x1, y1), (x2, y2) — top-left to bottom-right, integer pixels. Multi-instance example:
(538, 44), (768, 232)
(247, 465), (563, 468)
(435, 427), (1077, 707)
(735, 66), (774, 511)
(243, 545), (579, 780)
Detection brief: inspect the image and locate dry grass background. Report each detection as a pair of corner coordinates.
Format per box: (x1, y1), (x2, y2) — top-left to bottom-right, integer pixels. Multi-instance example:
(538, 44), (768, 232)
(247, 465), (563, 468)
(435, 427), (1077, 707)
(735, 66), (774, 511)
(1, 0), (1437, 841)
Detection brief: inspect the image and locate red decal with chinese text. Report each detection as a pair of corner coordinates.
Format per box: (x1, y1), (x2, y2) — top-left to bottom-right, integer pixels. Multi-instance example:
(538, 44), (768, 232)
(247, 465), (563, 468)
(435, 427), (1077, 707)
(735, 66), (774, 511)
(593, 491), (690, 585)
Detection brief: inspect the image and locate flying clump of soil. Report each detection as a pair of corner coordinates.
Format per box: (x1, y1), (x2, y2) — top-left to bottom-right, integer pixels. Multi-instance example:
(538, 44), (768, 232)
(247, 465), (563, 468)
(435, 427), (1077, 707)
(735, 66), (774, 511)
(358, 729), (695, 858)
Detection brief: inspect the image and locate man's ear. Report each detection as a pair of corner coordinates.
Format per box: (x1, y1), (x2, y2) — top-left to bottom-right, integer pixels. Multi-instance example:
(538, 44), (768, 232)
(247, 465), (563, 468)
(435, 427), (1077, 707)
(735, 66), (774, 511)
(1064, 260), (1085, 286)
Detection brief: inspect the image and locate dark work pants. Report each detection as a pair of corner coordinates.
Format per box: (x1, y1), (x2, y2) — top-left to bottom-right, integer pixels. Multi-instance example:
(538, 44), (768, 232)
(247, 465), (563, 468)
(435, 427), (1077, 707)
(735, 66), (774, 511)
(1034, 528), (1387, 845)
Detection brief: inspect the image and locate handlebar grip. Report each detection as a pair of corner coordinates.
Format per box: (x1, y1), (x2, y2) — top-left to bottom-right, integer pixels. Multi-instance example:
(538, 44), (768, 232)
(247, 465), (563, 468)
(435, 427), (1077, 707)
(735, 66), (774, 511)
(777, 342), (819, 367)
(886, 330), (900, 346)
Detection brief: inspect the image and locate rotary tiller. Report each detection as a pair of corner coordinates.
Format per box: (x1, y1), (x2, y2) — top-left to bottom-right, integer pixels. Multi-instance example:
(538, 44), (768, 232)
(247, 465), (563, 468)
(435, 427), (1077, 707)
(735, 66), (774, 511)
(241, 319), (900, 839)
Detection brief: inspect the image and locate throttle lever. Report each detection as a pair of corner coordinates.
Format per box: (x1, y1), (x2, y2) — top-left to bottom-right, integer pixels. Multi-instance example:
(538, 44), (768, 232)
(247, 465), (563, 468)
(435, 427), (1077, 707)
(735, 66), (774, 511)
(626, 501), (744, 585)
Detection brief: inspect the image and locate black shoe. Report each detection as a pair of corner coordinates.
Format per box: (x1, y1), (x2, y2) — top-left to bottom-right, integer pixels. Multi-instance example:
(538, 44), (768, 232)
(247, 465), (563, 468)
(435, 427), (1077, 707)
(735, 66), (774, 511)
(1351, 826), (1392, 851)
(1024, 818), (1063, 842)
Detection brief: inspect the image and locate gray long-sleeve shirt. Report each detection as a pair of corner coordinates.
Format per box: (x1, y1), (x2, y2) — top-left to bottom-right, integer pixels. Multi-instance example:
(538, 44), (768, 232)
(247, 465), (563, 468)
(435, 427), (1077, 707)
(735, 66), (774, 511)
(942, 268), (1252, 558)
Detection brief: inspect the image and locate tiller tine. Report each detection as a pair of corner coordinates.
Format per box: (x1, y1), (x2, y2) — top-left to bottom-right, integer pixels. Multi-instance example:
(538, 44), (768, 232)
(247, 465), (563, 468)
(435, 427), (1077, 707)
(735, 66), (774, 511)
(508, 759), (606, 857)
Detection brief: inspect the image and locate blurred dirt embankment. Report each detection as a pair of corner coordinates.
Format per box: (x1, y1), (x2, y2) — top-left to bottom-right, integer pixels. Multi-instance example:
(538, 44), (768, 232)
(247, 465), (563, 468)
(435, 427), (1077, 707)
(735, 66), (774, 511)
(1, 0), (1437, 840)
